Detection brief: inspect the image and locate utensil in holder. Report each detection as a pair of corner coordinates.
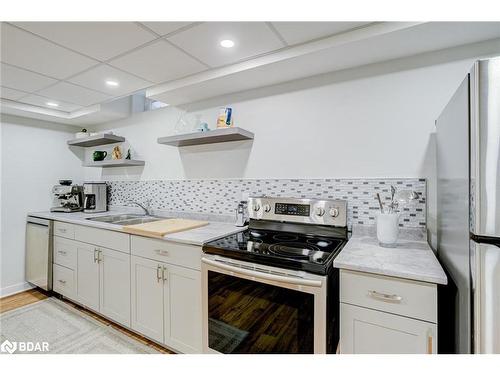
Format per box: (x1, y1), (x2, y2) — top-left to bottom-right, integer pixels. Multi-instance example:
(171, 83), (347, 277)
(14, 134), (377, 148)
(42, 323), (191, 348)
(376, 212), (401, 247)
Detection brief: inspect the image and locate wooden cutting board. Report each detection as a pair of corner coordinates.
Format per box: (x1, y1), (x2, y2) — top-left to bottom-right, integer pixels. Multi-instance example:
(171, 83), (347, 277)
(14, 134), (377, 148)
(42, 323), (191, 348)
(122, 218), (209, 238)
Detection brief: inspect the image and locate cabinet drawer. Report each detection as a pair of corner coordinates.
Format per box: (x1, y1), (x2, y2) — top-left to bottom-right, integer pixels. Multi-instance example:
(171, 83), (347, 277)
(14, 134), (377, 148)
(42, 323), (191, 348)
(340, 270), (437, 323)
(53, 237), (77, 270)
(54, 221), (75, 239)
(131, 236), (201, 270)
(340, 303), (437, 354)
(74, 225), (129, 253)
(53, 264), (76, 298)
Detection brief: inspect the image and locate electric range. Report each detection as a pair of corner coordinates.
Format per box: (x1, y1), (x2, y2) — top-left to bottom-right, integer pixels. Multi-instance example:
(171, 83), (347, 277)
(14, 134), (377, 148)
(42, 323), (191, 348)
(203, 224), (348, 275)
(201, 197), (349, 354)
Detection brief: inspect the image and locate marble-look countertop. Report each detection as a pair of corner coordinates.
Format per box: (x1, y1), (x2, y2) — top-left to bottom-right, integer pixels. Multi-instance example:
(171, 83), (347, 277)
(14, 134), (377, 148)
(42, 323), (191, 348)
(334, 226), (447, 285)
(29, 209), (245, 246)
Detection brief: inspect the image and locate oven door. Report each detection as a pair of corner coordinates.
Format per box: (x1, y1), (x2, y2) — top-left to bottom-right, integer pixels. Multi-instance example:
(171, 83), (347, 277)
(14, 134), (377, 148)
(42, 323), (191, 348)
(201, 254), (327, 354)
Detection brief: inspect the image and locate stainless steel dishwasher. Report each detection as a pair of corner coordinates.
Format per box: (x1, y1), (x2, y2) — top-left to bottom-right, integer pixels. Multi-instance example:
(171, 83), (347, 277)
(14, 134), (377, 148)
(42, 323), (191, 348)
(25, 216), (53, 291)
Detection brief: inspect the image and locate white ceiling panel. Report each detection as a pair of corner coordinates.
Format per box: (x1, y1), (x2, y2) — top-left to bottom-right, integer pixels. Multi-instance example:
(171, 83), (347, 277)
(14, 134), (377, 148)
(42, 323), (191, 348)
(271, 22), (371, 45)
(141, 22), (194, 36)
(168, 22), (285, 67)
(19, 94), (82, 112)
(0, 63), (57, 92)
(37, 81), (111, 107)
(13, 22), (157, 61)
(68, 64), (153, 96)
(0, 23), (98, 79)
(0, 86), (28, 100)
(109, 40), (206, 83)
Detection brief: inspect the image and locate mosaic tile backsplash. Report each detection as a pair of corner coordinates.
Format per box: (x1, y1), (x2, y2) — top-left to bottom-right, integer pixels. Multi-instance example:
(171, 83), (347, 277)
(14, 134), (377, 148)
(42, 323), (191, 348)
(107, 178), (426, 229)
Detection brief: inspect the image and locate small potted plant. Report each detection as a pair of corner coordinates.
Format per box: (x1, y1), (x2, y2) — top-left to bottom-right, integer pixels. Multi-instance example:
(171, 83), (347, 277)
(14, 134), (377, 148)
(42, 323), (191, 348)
(375, 186), (419, 247)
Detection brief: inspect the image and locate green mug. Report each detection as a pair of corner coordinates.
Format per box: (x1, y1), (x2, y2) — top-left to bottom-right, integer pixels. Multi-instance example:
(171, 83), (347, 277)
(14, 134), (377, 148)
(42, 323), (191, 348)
(93, 151), (107, 161)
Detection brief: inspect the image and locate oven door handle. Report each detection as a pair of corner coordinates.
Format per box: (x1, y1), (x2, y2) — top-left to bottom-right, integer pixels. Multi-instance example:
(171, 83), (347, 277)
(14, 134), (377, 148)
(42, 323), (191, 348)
(202, 257), (322, 287)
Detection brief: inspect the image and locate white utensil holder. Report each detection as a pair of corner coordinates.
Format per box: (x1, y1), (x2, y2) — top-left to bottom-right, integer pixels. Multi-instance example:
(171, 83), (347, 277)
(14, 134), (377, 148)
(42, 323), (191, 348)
(376, 212), (401, 246)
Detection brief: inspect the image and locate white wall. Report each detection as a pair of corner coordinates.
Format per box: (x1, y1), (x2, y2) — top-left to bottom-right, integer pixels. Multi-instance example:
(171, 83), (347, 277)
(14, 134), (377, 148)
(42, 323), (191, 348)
(86, 56), (485, 248)
(0, 115), (83, 296)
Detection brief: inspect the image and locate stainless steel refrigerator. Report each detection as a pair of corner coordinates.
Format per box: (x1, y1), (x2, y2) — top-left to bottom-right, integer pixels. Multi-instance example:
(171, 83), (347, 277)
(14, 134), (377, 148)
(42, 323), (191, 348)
(436, 57), (500, 354)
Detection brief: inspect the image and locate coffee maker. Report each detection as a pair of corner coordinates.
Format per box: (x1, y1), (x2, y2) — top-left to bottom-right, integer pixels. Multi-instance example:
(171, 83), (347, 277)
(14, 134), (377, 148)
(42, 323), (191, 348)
(51, 180), (84, 212)
(83, 182), (107, 213)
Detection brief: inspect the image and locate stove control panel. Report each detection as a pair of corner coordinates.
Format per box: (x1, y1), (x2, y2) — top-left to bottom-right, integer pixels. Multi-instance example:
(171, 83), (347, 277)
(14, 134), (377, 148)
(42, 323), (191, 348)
(248, 197), (347, 227)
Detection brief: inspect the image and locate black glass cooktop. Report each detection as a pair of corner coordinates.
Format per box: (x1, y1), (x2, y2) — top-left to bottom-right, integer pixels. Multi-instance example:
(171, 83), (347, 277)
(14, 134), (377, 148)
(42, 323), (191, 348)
(202, 228), (348, 275)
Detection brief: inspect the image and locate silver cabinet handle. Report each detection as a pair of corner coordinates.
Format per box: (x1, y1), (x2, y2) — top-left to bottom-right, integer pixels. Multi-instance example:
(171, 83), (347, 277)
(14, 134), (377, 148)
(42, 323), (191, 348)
(98, 250), (103, 263)
(58, 228), (67, 233)
(156, 265), (162, 283)
(58, 250), (67, 255)
(154, 249), (169, 256)
(93, 248), (98, 263)
(162, 266), (167, 282)
(58, 279), (66, 284)
(368, 290), (403, 303)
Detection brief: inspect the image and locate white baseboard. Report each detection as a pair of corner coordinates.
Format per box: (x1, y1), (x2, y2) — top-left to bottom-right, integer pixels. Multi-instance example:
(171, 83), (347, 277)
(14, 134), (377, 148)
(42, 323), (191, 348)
(0, 282), (34, 298)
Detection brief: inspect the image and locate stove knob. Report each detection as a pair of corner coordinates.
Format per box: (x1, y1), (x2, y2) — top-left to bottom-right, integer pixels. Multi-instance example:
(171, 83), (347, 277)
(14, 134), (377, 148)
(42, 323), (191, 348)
(253, 204), (261, 212)
(263, 204), (271, 213)
(329, 208), (339, 217)
(315, 207), (325, 217)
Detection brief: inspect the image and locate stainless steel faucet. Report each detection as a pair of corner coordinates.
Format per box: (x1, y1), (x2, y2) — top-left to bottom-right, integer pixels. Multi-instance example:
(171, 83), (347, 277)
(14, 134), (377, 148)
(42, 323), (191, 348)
(127, 200), (151, 216)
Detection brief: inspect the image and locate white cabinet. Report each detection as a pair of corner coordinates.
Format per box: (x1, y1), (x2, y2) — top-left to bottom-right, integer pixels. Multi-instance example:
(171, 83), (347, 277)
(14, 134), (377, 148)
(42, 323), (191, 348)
(164, 263), (202, 353)
(341, 303), (436, 354)
(74, 224), (130, 254)
(75, 242), (100, 311)
(130, 255), (202, 352)
(73, 241), (130, 326)
(100, 247), (131, 326)
(130, 255), (164, 342)
(52, 225), (203, 353)
(53, 264), (76, 299)
(339, 269), (438, 354)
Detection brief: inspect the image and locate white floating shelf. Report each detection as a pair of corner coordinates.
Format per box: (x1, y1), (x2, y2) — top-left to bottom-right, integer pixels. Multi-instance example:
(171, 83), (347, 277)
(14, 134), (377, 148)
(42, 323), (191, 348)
(83, 159), (145, 168)
(67, 133), (125, 147)
(157, 127), (254, 147)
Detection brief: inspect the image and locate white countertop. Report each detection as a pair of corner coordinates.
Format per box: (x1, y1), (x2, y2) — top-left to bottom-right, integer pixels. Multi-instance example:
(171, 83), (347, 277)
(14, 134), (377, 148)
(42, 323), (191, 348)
(334, 226), (447, 285)
(29, 210), (245, 246)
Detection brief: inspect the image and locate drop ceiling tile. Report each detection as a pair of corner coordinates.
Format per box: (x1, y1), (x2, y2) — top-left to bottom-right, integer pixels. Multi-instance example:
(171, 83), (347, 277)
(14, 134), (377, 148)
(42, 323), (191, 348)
(1, 23), (98, 79)
(168, 22), (285, 67)
(13, 22), (157, 61)
(37, 82), (110, 107)
(68, 64), (153, 96)
(109, 40), (206, 83)
(19, 94), (82, 112)
(0, 86), (28, 100)
(271, 22), (372, 45)
(141, 22), (194, 36)
(0, 63), (58, 92)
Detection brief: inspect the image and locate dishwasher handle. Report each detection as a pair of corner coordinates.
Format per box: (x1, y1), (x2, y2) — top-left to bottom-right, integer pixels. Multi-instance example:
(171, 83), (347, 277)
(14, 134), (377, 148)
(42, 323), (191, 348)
(27, 216), (51, 227)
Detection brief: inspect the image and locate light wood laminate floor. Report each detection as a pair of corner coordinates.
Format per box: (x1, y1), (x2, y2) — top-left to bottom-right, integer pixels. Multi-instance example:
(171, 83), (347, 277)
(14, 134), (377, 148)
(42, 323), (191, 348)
(0, 288), (172, 354)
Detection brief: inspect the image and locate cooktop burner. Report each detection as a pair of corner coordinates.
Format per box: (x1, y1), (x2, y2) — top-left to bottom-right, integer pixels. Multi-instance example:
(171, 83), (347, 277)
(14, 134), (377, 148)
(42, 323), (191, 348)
(268, 242), (319, 258)
(203, 227), (348, 275)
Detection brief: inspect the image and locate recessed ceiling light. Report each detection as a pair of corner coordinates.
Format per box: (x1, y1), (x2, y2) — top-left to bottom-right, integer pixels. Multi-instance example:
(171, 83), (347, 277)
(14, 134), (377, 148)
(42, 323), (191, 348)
(220, 39), (235, 48)
(105, 80), (119, 87)
(46, 102), (59, 107)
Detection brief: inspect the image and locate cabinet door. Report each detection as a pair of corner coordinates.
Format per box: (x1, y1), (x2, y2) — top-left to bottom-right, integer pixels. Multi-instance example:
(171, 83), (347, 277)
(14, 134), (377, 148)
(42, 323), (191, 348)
(163, 263), (202, 353)
(75, 242), (100, 311)
(340, 303), (437, 354)
(99, 247), (131, 327)
(130, 255), (164, 343)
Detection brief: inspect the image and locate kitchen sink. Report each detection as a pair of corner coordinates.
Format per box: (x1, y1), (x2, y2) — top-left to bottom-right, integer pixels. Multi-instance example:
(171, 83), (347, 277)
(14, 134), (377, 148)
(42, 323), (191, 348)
(86, 214), (165, 225)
